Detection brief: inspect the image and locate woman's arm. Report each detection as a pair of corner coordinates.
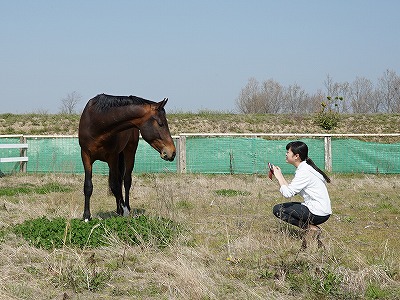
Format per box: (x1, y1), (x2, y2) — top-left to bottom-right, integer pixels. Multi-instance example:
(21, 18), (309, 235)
(272, 165), (287, 187)
(272, 165), (308, 198)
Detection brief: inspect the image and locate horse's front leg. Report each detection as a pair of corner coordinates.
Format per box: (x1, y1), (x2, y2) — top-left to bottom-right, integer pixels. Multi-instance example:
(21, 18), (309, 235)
(123, 152), (136, 214)
(123, 167), (133, 213)
(123, 131), (139, 215)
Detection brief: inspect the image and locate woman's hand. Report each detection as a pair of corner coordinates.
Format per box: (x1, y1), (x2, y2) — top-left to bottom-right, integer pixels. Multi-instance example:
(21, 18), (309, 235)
(272, 165), (288, 186)
(272, 165), (281, 176)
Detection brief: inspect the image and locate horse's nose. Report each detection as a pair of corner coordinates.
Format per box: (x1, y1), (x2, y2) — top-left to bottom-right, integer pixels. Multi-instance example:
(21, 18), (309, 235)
(161, 149), (176, 161)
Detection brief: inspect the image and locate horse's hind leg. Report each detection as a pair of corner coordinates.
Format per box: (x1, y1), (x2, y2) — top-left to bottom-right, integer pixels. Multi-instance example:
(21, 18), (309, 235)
(81, 151), (93, 221)
(108, 154), (126, 216)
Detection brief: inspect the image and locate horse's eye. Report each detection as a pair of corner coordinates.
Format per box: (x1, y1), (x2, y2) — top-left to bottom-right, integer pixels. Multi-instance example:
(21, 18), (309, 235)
(154, 117), (164, 127)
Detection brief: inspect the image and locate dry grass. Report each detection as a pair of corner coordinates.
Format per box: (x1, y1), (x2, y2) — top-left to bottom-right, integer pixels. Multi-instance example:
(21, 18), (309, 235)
(0, 112), (399, 298)
(1, 113), (400, 137)
(0, 173), (399, 299)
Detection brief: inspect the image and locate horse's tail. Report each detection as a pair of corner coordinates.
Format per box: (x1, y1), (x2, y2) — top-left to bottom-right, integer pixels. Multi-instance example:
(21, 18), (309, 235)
(108, 152), (126, 195)
(118, 152), (126, 179)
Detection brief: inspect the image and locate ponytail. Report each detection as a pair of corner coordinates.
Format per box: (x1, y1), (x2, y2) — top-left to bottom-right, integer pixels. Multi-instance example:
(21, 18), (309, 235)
(305, 157), (331, 183)
(286, 141), (331, 183)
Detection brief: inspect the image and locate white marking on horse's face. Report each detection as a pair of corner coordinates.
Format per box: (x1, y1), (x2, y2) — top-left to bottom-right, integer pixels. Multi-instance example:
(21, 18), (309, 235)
(84, 218), (89, 223)
(123, 206), (130, 217)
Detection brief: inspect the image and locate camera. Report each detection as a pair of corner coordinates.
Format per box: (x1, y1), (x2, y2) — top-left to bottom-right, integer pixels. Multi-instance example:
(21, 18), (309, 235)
(268, 162), (274, 173)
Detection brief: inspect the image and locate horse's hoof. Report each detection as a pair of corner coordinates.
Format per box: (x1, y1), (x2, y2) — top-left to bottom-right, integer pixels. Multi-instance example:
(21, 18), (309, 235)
(122, 206), (130, 217)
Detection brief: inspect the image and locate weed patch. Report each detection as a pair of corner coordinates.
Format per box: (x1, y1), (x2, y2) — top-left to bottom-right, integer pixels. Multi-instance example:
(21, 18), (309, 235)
(215, 189), (251, 197)
(0, 182), (72, 196)
(11, 215), (182, 249)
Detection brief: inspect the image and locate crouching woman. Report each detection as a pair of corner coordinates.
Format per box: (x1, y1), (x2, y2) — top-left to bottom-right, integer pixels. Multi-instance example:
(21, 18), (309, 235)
(271, 141), (332, 248)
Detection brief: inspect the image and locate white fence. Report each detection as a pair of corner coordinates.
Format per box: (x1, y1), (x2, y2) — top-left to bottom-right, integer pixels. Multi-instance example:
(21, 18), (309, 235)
(0, 141), (29, 172)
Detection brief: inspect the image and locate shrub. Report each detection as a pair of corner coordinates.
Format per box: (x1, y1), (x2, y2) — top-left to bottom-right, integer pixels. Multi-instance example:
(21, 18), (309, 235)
(314, 96), (343, 130)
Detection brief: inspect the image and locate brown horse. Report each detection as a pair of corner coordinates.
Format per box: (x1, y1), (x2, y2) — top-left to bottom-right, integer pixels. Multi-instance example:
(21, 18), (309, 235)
(78, 94), (176, 221)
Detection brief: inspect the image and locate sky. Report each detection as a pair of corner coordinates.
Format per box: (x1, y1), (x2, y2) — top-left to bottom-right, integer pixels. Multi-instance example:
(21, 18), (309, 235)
(1, 1), (399, 114)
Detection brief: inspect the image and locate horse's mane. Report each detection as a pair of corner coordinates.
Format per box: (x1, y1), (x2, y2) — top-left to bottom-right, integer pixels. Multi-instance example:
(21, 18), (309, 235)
(92, 94), (156, 111)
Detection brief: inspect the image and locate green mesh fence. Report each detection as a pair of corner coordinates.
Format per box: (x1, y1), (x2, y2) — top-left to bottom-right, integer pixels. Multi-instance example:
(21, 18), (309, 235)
(1, 136), (399, 175)
(332, 138), (400, 174)
(0, 136), (177, 175)
(185, 137), (324, 174)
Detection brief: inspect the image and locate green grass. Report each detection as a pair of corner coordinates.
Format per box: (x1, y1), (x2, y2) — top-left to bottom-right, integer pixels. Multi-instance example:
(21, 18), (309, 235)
(215, 189), (251, 197)
(0, 182), (72, 196)
(11, 215), (182, 249)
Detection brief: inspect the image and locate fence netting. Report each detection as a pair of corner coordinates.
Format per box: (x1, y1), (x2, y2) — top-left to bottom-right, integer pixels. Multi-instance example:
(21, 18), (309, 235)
(1, 135), (399, 175)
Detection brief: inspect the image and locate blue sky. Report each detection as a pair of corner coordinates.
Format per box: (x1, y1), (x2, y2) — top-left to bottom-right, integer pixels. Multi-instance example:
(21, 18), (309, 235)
(1, 1), (399, 113)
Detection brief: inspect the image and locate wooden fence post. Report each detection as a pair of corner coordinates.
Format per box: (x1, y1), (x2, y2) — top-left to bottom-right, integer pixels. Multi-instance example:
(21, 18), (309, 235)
(178, 135), (186, 173)
(20, 136), (28, 172)
(324, 136), (332, 172)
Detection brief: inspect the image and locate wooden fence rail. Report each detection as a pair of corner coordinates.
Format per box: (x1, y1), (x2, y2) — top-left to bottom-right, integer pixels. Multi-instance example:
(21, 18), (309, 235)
(0, 142), (29, 172)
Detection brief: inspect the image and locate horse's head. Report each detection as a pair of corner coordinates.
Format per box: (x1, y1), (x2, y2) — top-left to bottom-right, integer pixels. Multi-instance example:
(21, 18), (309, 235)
(139, 98), (176, 161)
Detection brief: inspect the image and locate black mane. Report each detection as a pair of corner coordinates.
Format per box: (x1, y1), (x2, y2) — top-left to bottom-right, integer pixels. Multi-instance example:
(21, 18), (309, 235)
(92, 94), (156, 111)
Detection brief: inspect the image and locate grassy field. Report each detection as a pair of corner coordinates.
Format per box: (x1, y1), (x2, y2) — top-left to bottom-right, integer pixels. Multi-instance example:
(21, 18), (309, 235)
(0, 113), (399, 299)
(0, 173), (399, 299)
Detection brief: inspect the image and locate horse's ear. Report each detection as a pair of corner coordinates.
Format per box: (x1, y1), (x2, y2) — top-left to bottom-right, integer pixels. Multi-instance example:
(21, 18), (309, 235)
(156, 98), (168, 110)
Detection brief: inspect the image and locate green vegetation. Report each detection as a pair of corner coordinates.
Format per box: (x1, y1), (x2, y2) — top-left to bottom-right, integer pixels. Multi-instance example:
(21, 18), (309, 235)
(215, 189), (251, 197)
(12, 215), (181, 249)
(314, 96), (343, 130)
(0, 182), (72, 196)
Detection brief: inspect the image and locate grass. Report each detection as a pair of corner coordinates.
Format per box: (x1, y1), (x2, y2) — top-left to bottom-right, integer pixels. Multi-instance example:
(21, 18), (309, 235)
(0, 113), (399, 298)
(0, 173), (399, 299)
(1, 113), (400, 137)
(12, 215), (181, 249)
(0, 182), (72, 197)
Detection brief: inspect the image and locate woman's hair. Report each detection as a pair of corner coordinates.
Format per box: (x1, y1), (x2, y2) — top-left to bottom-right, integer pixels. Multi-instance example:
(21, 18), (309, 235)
(286, 141), (331, 183)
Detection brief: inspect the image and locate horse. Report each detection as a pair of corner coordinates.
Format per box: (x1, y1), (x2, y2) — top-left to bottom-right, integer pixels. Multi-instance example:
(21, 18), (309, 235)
(78, 93), (176, 221)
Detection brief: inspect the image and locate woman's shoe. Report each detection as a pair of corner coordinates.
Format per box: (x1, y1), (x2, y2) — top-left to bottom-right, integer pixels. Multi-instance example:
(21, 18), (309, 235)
(302, 225), (323, 249)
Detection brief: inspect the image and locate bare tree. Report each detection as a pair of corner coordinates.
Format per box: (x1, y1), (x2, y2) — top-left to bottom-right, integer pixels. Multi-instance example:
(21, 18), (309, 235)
(283, 84), (308, 114)
(394, 77), (400, 112)
(236, 70), (400, 114)
(261, 79), (285, 113)
(237, 78), (288, 113)
(307, 90), (326, 113)
(350, 77), (375, 113)
(60, 91), (82, 114)
(377, 69), (400, 113)
(236, 78), (263, 113)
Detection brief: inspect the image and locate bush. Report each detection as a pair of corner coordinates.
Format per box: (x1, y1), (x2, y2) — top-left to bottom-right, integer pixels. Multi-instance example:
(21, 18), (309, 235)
(314, 96), (342, 130)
